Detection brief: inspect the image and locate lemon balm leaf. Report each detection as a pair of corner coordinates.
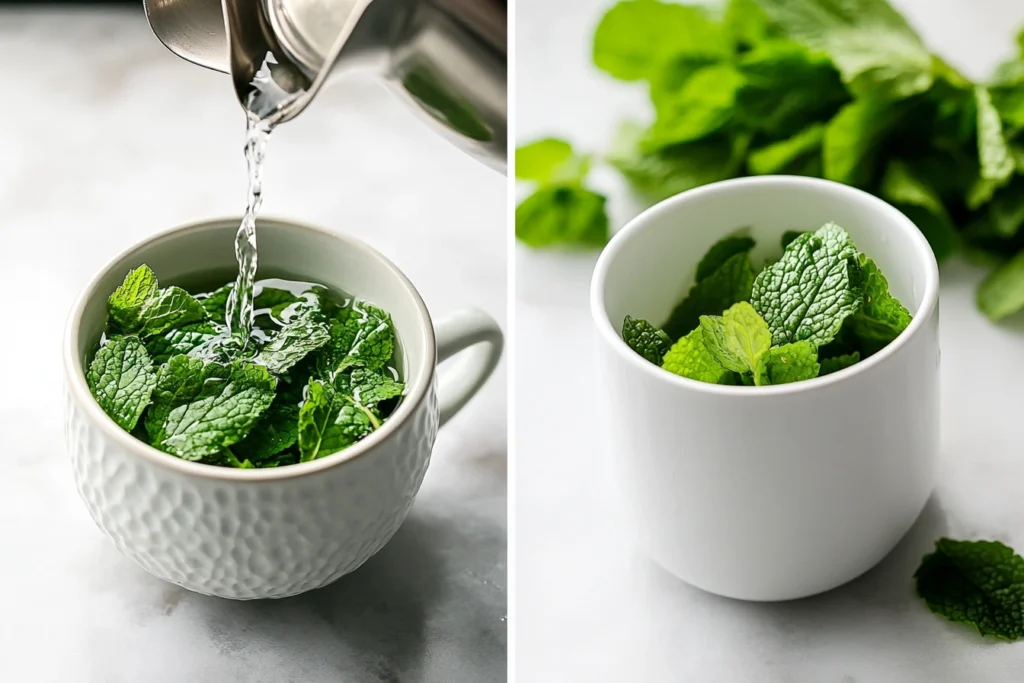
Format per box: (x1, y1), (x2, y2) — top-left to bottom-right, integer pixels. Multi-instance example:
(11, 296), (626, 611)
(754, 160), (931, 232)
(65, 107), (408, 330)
(622, 316), (672, 365)
(915, 538), (1024, 641)
(86, 336), (157, 432)
(699, 302), (771, 375)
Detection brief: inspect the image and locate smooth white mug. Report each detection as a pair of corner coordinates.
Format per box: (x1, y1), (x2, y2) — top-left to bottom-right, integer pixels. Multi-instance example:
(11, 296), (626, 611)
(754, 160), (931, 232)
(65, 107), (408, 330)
(63, 217), (503, 600)
(590, 176), (940, 601)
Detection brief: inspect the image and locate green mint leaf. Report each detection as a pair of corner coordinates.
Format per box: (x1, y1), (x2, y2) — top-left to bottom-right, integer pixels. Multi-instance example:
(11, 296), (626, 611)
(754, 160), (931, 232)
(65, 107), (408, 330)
(915, 538), (1024, 641)
(976, 86), (1015, 184)
(824, 99), (903, 186)
(663, 251), (756, 340)
(847, 255), (913, 354)
(515, 184), (609, 248)
(297, 375), (376, 462)
(695, 234), (757, 282)
(751, 222), (863, 347)
(754, 340), (820, 385)
(661, 328), (736, 385)
(86, 336), (157, 432)
(978, 250), (1024, 320)
(622, 316), (672, 365)
(144, 322), (219, 366)
(198, 284), (232, 324)
(698, 302), (771, 375)
(146, 356), (277, 461)
(317, 303), (395, 376)
(232, 400), (299, 463)
(140, 286), (209, 337)
(989, 185), (1024, 239)
(735, 41), (848, 138)
(819, 351), (860, 376)
(724, 0), (772, 50)
(880, 160), (958, 261)
(645, 64), (744, 150)
(515, 138), (589, 184)
(751, 0), (933, 100)
(592, 1), (728, 82)
(747, 124), (825, 176)
(108, 265), (159, 333)
(991, 82), (1024, 130)
(350, 368), (405, 412)
(780, 230), (806, 250)
(255, 314), (331, 375)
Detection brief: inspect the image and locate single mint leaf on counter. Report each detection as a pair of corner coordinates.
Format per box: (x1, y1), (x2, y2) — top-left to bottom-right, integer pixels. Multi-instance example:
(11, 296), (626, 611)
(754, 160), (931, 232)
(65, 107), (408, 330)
(350, 368), (405, 412)
(695, 233), (756, 282)
(915, 538), (1024, 641)
(515, 185), (609, 249)
(662, 328), (736, 385)
(298, 375), (377, 462)
(86, 336), (157, 432)
(515, 138), (590, 184)
(977, 250), (1024, 320)
(819, 351), (860, 376)
(847, 255), (913, 355)
(198, 283), (233, 324)
(140, 286), (209, 338)
(747, 124), (825, 176)
(592, 0), (729, 82)
(880, 160), (958, 261)
(976, 87), (1016, 184)
(699, 302), (771, 375)
(751, 222), (863, 347)
(144, 322), (219, 366)
(108, 265), (159, 333)
(754, 340), (820, 386)
(255, 314), (331, 375)
(316, 303), (395, 376)
(663, 251), (756, 340)
(232, 400), (300, 463)
(622, 316), (672, 365)
(146, 356), (277, 461)
(751, 0), (933, 100)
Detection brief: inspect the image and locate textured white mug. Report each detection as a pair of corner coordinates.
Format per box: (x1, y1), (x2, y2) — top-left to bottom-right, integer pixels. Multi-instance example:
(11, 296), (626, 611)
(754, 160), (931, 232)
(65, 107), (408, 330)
(64, 217), (503, 600)
(591, 176), (940, 601)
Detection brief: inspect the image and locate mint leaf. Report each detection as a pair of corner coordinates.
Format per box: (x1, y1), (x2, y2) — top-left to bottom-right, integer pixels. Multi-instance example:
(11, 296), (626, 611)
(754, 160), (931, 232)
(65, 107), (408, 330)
(819, 351), (860, 375)
(754, 340), (820, 385)
(976, 86), (1015, 184)
(622, 316), (672, 365)
(108, 265), (159, 332)
(662, 328), (736, 384)
(824, 99), (903, 186)
(699, 302), (771, 375)
(695, 234), (757, 282)
(146, 356), (277, 461)
(139, 286), (208, 337)
(317, 303), (395, 376)
(232, 400), (299, 462)
(880, 160), (958, 261)
(144, 322), (219, 365)
(663, 251), (756, 340)
(515, 185), (609, 248)
(780, 230), (806, 250)
(748, 124), (825, 176)
(645, 64), (744, 150)
(989, 186), (1024, 239)
(198, 284), (232, 324)
(297, 375), (376, 462)
(516, 138), (589, 184)
(915, 538), (1024, 641)
(350, 368), (405, 412)
(255, 314), (331, 375)
(86, 336), (157, 431)
(592, 1), (728, 82)
(751, 222), (863, 346)
(978, 250), (1024, 320)
(847, 255), (913, 354)
(752, 0), (933, 100)
(724, 0), (772, 50)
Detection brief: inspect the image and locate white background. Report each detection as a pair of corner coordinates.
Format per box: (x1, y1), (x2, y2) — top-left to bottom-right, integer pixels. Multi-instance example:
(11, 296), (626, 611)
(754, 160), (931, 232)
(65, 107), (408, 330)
(0, 8), (506, 682)
(516, 1), (1024, 680)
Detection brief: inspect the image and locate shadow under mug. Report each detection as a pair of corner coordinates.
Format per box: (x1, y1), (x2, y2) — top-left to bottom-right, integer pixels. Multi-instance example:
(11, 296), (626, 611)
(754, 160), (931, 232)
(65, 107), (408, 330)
(63, 217), (503, 599)
(590, 176), (940, 601)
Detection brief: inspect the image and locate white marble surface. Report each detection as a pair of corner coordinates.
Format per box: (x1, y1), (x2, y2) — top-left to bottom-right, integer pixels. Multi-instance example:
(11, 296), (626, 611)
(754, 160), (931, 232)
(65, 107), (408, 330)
(516, 1), (1024, 680)
(0, 8), (505, 682)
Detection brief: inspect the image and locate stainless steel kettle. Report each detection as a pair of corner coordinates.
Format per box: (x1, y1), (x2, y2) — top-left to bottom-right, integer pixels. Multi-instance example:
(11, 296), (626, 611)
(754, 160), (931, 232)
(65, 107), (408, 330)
(144, 0), (507, 172)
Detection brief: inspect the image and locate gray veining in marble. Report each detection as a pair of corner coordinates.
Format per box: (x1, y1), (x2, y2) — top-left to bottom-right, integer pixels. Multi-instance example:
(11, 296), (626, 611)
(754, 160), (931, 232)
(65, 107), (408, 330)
(0, 8), (506, 682)
(516, 0), (1024, 681)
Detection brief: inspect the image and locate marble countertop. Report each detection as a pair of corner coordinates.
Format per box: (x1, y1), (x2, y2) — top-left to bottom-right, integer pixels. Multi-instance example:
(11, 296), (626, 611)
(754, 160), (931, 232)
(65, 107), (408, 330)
(516, 0), (1024, 681)
(0, 8), (506, 683)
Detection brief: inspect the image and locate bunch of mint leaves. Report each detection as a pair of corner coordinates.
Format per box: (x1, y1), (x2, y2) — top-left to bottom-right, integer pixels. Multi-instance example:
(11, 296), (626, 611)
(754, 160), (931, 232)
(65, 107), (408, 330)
(85, 265), (404, 468)
(623, 222), (911, 385)
(516, 0), (1024, 321)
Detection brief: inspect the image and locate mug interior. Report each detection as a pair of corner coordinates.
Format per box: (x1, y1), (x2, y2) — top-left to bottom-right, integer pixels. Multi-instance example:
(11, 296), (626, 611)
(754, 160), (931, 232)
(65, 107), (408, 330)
(598, 176), (937, 351)
(67, 216), (434, 477)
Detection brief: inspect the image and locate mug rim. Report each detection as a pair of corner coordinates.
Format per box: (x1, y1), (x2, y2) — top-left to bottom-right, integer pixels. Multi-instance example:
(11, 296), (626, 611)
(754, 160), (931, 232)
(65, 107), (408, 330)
(63, 216), (436, 482)
(590, 175), (940, 398)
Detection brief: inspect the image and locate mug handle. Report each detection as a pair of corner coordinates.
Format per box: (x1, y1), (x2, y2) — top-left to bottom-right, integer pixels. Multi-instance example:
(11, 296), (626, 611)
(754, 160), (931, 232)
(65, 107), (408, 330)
(434, 309), (504, 426)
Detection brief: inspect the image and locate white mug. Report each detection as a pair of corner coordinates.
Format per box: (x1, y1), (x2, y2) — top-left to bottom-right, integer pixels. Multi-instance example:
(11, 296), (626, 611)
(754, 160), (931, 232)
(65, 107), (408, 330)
(590, 176), (940, 601)
(63, 217), (503, 600)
